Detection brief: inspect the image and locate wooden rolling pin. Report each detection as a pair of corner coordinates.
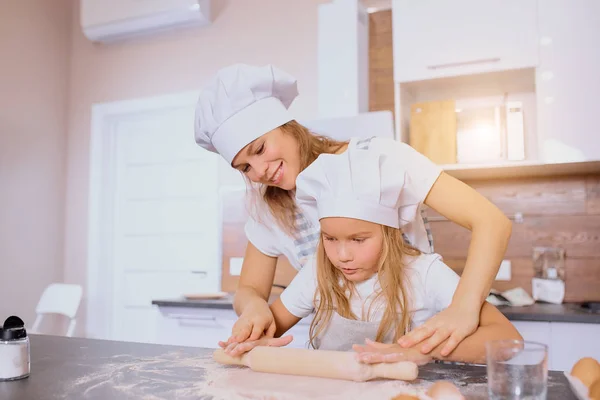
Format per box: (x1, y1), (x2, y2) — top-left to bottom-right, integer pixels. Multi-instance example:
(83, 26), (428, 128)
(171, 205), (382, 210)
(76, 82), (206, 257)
(213, 346), (419, 382)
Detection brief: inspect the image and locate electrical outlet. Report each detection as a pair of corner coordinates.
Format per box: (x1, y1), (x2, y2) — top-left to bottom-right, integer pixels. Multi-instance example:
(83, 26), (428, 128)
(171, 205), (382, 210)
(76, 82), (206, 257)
(229, 257), (244, 276)
(496, 260), (512, 281)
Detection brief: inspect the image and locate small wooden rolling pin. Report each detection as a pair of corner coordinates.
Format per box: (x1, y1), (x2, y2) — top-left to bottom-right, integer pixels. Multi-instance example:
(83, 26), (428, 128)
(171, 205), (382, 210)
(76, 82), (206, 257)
(213, 346), (419, 382)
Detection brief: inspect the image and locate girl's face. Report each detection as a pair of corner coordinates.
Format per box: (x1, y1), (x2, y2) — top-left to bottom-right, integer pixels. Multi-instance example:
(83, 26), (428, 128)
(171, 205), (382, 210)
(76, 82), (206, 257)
(320, 217), (384, 283)
(231, 127), (301, 191)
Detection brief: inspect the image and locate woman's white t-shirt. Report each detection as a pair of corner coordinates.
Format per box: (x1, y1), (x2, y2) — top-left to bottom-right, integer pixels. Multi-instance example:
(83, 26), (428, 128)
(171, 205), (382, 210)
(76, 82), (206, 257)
(244, 137), (443, 271)
(279, 253), (460, 331)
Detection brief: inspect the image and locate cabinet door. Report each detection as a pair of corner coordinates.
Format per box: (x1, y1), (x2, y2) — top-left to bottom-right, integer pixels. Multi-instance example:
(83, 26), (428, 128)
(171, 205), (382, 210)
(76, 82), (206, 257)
(536, 0), (600, 162)
(550, 322), (600, 372)
(392, 0), (539, 82)
(511, 321), (553, 369)
(512, 321), (552, 344)
(156, 308), (236, 348)
(317, 0), (369, 117)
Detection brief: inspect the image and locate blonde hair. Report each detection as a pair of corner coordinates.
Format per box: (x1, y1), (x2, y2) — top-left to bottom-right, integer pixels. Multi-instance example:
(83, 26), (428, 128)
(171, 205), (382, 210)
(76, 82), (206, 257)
(309, 225), (421, 348)
(246, 120), (347, 235)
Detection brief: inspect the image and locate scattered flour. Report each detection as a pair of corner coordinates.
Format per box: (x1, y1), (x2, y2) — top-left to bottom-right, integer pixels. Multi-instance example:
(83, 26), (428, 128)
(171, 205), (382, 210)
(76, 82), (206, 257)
(62, 351), (484, 399)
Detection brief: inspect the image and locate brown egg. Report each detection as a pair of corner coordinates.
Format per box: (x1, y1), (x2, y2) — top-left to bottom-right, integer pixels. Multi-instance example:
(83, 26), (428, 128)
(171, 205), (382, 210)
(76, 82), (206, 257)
(589, 378), (600, 400)
(426, 381), (465, 400)
(390, 395), (419, 400)
(571, 357), (600, 388)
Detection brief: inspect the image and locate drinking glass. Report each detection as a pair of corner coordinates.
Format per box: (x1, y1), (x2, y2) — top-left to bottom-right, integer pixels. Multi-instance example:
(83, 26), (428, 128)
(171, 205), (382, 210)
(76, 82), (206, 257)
(486, 340), (548, 400)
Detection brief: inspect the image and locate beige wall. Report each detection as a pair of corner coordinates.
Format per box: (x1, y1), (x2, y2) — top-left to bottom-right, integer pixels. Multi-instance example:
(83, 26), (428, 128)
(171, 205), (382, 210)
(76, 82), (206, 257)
(0, 0), (72, 330)
(64, 0), (325, 335)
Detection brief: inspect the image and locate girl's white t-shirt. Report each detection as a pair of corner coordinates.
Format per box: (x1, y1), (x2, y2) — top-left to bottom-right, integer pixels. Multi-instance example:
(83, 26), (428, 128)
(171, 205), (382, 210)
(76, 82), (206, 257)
(279, 253), (460, 331)
(244, 137), (443, 271)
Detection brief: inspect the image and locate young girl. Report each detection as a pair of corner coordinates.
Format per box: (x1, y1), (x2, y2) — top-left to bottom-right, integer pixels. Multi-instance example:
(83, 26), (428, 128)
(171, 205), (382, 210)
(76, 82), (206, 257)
(221, 145), (521, 364)
(195, 63), (513, 357)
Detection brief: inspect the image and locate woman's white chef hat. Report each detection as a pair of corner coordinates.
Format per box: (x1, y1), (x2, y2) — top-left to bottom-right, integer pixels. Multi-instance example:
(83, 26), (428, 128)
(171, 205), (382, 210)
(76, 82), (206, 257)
(194, 63), (299, 164)
(295, 145), (407, 229)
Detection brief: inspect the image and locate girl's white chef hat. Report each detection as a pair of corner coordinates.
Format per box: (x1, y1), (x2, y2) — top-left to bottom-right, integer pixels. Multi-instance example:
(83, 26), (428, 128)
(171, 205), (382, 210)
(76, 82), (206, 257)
(295, 143), (407, 229)
(194, 63), (299, 164)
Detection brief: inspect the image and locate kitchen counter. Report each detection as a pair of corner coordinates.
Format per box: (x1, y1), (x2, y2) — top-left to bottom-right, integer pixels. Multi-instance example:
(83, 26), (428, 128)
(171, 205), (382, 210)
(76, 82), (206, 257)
(152, 294), (238, 310)
(498, 303), (600, 324)
(0, 334), (576, 400)
(152, 297), (600, 324)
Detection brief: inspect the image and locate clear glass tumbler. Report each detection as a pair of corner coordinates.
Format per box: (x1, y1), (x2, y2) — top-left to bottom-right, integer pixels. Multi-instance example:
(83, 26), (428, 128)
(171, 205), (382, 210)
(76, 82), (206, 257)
(486, 340), (548, 400)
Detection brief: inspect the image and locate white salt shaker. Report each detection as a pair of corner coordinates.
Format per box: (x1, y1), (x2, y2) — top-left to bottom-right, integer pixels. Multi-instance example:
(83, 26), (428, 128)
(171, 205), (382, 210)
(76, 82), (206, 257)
(0, 316), (30, 381)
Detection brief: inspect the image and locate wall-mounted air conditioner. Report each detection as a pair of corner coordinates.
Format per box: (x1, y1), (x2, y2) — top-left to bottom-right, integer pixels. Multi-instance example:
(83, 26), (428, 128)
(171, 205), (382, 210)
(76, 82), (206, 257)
(80, 0), (212, 43)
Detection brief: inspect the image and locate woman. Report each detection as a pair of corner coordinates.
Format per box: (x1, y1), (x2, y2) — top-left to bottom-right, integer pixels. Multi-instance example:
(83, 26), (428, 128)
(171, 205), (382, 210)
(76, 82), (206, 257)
(194, 63), (512, 357)
(221, 147), (521, 364)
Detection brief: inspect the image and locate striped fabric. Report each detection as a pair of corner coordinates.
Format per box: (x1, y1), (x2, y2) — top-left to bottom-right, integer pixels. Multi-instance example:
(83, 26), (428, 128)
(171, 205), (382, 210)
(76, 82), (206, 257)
(355, 137), (373, 150)
(422, 208), (435, 252)
(293, 212), (321, 269)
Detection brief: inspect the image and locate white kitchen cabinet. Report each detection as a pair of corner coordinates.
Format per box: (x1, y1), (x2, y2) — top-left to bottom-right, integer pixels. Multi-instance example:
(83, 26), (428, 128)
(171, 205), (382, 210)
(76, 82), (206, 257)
(317, 0), (369, 118)
(550, 322), (600, 372)
(511, 320), (600, 372)
(512, 321), (552, 346)
(392, 0), (539, 83)
(157, 308), (237, 349)
(536, 0), (600, 163)
(156, 306), (312, 349)
(511, 321), (553, 368)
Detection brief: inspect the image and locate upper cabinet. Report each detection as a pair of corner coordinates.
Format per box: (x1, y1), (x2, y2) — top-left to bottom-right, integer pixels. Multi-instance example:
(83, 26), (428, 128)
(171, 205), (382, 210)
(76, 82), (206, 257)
(536, 0), (600, 163)
(317, 0), (370, 119)
(392, 0), (539, 83)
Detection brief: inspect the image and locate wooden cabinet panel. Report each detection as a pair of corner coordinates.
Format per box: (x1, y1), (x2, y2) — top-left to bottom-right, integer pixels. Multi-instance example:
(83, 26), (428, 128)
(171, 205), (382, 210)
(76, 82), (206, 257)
(429, 215), (600, 259)
(587, 176), (600, 215)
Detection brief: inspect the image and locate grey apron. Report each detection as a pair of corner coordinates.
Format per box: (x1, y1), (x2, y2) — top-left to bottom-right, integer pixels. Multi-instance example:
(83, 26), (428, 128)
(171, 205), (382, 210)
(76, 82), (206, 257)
(314, 312), (396, 351)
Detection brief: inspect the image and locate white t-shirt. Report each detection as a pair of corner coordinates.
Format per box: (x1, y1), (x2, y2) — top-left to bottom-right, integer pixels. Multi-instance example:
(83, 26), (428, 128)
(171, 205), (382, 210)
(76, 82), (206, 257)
(244, 137), (443, 270)
(279, 253), (460, 331)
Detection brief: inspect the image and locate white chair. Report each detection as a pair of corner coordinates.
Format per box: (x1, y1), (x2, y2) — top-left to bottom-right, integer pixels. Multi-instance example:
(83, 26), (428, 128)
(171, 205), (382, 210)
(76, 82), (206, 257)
(31, 283), (83, 337)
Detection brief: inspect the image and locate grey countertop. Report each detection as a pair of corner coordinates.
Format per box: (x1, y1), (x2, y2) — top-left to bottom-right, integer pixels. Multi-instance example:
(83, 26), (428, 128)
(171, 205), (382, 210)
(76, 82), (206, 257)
(152, 297), (600, 324)
(497, 302), (600, 324)
(0, 334), (576, 400)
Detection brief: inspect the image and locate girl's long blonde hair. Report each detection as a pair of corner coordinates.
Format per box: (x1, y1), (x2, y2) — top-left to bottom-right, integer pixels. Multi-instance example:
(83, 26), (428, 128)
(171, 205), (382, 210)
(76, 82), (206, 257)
(309, 225), (421, 348)
(246, 120), (347, 235)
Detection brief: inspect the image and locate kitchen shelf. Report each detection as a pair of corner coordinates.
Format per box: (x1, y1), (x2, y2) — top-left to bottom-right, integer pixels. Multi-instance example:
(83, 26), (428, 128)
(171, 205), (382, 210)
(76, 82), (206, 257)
(441, 160), (600, 181)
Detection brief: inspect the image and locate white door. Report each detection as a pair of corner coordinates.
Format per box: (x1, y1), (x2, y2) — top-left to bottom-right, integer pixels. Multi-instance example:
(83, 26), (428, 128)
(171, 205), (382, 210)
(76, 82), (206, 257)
(88, 92), (222, 343)
(392, 0), (539, 82)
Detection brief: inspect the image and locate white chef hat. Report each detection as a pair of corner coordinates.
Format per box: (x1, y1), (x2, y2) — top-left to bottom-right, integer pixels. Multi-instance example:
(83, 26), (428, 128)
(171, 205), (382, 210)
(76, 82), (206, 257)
(296, 145), (407, 229)
(194, 63), (299, 164)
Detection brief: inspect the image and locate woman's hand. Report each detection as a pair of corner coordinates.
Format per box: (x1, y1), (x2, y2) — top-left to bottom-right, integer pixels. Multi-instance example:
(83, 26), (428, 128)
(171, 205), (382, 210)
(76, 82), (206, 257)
(218, 335), (293, 357)
(353, 339), (432, 365)
(223, 299), (277, 346)
(397, 303), (480, 356)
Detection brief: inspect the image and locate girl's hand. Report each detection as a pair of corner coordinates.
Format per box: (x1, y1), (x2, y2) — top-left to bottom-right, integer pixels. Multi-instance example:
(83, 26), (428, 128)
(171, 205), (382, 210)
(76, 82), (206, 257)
(353, 338), (432, 365)
(224, 299), (277, 346)
(218, 335), (293, 357)
(397, 303), (480, 356)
